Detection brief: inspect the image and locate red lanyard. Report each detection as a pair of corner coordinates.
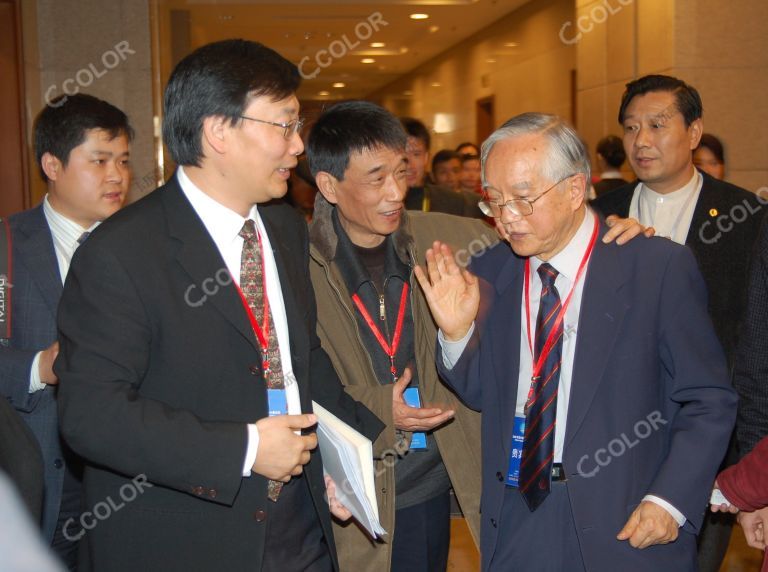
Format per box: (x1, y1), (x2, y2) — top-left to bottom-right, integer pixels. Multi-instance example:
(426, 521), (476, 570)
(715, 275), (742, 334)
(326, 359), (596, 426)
(233, 231), (272, 373)
(352, 283), (409, 381)
(523, 216), (599, 406)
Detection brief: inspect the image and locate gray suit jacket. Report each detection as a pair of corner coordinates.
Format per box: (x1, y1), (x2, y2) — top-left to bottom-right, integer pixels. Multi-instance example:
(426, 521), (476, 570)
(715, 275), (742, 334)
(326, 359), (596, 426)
(0, 205), (72, 541)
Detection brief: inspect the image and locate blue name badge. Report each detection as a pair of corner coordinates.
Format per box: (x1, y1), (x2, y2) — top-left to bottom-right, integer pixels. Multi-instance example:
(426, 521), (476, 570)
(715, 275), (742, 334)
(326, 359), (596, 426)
(403, 387), (427, 450)
(506, 415), (526, 487)
(267, 388), (288, 417)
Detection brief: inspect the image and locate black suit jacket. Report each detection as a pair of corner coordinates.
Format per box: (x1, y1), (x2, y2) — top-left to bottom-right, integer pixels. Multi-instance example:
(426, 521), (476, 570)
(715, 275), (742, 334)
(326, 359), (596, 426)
(55, 176), (383, 572)
(592, 171), (763, 363)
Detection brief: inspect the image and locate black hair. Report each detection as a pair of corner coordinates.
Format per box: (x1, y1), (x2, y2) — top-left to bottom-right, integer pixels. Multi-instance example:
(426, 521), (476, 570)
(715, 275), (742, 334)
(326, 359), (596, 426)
(460, 153), (480, 165)
(163, 39), (300, 166)
(34, 93), (133, 182)
(696, 133), (725, 164)
(618, 74), (703, 127)
(307, 101), (407, 181)
(455, 141), (480, 155)
(431, 149), (460, 172)
(596, 135), (626, 169)
(400, 117), (431, 151)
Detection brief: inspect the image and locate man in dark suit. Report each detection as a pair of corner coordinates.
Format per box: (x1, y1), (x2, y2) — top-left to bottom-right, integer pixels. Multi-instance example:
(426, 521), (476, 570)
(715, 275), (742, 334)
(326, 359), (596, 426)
(56, 40), (382, 572)
(401, 117), (483, 218)
(0, 93), (133, 569)
(415, 112), (736, 571)
(592, 75), (763, 571)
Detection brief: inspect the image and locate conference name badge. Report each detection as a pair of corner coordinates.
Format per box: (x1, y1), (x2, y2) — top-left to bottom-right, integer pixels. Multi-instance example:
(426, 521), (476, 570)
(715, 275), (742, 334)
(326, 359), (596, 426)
(506, 415), (526, 487)
(403, 387), (427, 450)
(267, 388), (288, 417)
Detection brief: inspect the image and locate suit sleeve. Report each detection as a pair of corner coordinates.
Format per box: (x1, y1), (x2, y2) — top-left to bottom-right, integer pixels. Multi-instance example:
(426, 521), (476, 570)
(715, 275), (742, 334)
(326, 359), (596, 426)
(299, 221), (385, 445)
(0, 344), (41, 412)
(648, 246), (738, 531)
(733, 218), (768, 456)
(56, 243), (247, 506)
(717, 435), (768, 512)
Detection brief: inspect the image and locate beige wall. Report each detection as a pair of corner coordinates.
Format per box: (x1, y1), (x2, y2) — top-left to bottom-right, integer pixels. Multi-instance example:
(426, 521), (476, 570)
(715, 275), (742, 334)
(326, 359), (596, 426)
(22, 0), (156, 205)
(367, 0), (576, 155)
(576, 0), (768, 191)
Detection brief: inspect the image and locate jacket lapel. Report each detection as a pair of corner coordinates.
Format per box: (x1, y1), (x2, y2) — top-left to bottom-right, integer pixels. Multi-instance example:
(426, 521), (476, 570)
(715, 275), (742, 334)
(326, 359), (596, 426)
(14, 206), (62, 316)
(684, 173), (717, 250)
(491, 255), (523, 458)
(564, 237), (628, 450)
(161, 179), (259, 351)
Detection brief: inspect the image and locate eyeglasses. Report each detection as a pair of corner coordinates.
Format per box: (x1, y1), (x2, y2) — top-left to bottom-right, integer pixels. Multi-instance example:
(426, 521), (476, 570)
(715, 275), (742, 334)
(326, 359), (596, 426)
(239, 115), (305, 139)
(478, 174), (575, 218)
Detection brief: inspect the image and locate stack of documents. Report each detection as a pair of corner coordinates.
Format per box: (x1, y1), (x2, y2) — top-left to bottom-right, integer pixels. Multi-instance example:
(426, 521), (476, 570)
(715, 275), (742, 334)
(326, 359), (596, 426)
(312, 401), (386, 539)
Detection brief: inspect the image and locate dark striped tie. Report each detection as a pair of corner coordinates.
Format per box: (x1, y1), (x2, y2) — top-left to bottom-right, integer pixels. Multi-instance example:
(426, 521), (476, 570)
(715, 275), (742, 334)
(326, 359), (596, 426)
(520, 262), (563, 511)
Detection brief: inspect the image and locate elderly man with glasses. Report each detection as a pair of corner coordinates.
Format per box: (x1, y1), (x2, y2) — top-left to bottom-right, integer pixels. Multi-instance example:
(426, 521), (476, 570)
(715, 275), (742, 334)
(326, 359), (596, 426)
(416, 112), (737, 572)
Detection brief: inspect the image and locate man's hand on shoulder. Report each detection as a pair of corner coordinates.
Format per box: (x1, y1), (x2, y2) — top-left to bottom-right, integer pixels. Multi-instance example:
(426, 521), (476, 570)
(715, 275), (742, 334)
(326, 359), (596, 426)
(251, 414), (317, 481)
(602, 215), (655, 245)
(617, 500), (679, 549)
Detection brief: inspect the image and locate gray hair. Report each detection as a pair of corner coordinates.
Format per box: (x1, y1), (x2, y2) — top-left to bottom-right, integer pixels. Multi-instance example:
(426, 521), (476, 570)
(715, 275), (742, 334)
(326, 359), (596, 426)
(480, 113), (591, 187)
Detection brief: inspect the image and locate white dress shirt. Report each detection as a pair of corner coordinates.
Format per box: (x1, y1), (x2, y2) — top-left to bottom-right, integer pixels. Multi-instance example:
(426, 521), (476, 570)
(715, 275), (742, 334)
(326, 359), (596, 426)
(28, 197), (98, 393)
(177, 166), (301, 477)
(629, 169), (702, 245)
(440, 207), (686, 526)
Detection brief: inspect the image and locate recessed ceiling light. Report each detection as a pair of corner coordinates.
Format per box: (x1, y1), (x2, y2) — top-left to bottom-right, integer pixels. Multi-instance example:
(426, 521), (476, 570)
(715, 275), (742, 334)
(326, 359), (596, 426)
(504, 42), (519, 48)
(333, 82), (345, 88)
(410, 13), (429, 20)
(431, 82), (441, 87)
(399, 47), (409, 54)
(361, 58), (376, 64)
(370, 42), (386, 48)
(403, 90), (413, 96)
(428, 25), (440, 34)
(318, 91), (330, 96)
(486, 58), (497, 63)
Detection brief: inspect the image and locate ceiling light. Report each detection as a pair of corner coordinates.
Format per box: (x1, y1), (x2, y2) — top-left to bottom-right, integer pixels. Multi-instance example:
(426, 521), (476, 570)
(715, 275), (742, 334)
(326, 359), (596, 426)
(403, 90), (413, 96)
(370, 42), (385, 48)
(333, 82), (345, 88)
(431, 82), (441, 87)
(428, 25), (440, 33)
(486, 58), (497, 63)
(361, 58), (376, 64)
(318, 91), (330, 96)
(410, 13), (429, 20)
(504, 42), (519, 48)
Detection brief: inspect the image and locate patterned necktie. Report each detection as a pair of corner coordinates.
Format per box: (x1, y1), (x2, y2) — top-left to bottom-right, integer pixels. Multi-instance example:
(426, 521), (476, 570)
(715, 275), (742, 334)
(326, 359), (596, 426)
(239, 219), (285, 501)
(520, 262), (563, 511)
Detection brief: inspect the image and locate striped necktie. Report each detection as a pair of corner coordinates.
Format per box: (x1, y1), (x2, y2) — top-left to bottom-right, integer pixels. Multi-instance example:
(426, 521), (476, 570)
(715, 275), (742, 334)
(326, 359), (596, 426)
(520, 262), (563, 511)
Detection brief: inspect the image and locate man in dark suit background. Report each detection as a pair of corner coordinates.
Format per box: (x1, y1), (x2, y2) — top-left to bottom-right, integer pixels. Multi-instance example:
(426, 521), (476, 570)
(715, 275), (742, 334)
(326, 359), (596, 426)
(592, 75), (763, 571)
(0, 93), (133, 569)
(56, 40), (382, 572)
(415, 112), (736, 571)
(401, 117), (482, 218)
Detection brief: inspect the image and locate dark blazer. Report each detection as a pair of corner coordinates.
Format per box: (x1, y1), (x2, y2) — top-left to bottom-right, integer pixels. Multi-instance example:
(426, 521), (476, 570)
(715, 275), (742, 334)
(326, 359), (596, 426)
(438, 222), (737, 572)
(592, 171), (763, 363)
(733, 215), (768, 455)
(0, 394), (44, 521)
(55, 176), (383, 572)
(0, 205), (71, 541)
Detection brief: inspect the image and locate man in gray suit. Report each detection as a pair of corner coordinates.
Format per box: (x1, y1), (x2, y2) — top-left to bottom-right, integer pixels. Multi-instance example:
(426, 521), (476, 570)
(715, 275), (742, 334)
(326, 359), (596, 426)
(0, 93), (132, 569)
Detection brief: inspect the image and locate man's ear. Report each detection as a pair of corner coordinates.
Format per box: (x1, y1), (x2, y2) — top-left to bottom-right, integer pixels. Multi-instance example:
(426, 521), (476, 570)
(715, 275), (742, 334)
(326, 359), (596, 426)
(569, 173), (588, 209)
(315, 172), (340, 205)
(41, 152), (63, 182)
(201, 115), (229, 156)
(688, 118), (703, 150)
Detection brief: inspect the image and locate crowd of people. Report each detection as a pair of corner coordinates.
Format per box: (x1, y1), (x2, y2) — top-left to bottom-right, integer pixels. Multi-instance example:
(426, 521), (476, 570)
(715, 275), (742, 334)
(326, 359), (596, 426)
(1, 37), (767, 572)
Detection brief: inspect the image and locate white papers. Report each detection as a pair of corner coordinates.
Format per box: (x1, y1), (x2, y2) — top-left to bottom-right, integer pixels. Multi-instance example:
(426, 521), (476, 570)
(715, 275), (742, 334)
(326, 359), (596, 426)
(312, 401), (386, 539)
